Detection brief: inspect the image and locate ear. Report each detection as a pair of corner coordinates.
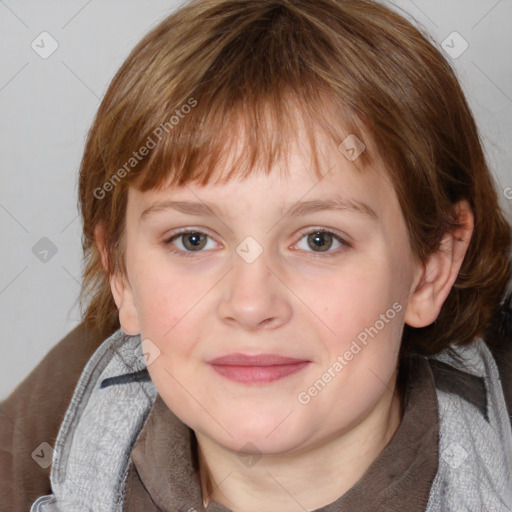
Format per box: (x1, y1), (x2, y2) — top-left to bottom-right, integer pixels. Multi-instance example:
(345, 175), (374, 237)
(94, 223), (141, 335)
(404, 200), (474, 328)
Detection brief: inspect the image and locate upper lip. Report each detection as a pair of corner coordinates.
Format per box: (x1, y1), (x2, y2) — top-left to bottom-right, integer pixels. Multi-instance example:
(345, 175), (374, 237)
(207, 353), (309, 366)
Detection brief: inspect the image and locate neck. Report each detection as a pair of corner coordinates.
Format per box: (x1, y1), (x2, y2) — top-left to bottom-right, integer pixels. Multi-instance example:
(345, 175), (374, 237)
(197, 376), (403, 512)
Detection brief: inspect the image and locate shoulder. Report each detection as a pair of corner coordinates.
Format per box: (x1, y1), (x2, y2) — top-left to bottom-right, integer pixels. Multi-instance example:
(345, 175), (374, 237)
(0, 321), (110, 512)
(3, 321), (108, 406)
(423, 292), (512, 429)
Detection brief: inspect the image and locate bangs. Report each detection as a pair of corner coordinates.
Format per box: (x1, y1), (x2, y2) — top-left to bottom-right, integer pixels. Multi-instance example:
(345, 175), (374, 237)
(96, 0), (378, 195)
(135, 86), (372, 191)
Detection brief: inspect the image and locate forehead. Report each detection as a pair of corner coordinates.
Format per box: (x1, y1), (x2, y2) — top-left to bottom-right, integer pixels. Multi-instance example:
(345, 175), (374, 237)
(125, 90), (401, 228)
(132, 88), (384, 193)
(151, 96), (386, 186)
(128, 128), (397, 227)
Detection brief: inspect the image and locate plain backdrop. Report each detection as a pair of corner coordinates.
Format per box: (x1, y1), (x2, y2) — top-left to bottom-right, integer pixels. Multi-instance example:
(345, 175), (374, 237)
(1, 0), (511, 399)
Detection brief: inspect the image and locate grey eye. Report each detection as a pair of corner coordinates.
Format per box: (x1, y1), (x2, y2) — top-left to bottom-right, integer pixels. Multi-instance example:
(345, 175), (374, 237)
(306, 231), (334, 252)
(174, 232), (209, 251)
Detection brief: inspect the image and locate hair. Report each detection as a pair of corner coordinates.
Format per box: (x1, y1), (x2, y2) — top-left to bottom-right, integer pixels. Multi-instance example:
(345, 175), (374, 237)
(78, 0), (511, 356)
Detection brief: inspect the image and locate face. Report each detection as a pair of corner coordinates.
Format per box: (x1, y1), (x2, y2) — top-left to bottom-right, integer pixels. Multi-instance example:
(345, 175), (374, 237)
(112, 131), (423, 456)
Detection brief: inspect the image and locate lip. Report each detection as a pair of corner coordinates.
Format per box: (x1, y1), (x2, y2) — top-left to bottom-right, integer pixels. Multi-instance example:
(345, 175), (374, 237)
(207, 353), (310, 384)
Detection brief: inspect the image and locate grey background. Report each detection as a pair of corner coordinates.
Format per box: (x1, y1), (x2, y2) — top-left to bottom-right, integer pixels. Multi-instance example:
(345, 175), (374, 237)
(1, 0), (511, 399)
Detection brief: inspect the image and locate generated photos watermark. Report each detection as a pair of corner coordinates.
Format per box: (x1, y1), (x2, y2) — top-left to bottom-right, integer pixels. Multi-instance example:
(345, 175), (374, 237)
(93, 97), (197, 200)
(297, 301), (403, 405)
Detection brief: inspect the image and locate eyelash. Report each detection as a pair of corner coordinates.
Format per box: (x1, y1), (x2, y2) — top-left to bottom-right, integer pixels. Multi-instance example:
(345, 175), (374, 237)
(163, 228), (350, 259)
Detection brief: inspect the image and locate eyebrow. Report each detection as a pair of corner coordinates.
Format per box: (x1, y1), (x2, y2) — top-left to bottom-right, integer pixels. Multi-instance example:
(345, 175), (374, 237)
(140, 197), (378, 221)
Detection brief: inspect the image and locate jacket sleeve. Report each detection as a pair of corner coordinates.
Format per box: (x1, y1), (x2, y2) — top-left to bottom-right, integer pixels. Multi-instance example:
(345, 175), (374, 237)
(0, 322), (108, 512)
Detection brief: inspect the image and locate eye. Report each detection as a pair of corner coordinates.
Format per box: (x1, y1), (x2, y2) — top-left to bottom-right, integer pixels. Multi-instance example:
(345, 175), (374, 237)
(164, 230), (218, 256)
(163, 227), (349, 259)
(293, 229), (348, 256)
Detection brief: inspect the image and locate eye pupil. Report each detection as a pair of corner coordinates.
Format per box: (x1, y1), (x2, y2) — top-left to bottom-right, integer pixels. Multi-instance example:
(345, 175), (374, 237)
(307, 231), (333, 252)
(183, 232), (206, 250)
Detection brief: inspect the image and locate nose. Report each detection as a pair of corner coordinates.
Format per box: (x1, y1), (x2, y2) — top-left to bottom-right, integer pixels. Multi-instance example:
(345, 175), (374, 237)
(216, 250), (293, 332)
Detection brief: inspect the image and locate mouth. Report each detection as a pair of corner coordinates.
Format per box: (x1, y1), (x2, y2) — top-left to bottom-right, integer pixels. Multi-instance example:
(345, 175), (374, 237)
(206, 353), (310, 384)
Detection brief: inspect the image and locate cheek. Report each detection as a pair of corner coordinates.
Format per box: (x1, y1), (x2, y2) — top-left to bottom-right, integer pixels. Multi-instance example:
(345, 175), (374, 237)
(317, 258), (402, 338)
(312, 261), (406, 398)
(131, 260), (200, 338)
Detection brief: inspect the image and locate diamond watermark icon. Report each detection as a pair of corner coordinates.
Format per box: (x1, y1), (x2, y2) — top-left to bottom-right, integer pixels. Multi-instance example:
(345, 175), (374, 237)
(32, 237), (58, 263)
(138, 338), (161, 366)
(441, 441), (468, 469)
(31, 442), (54, 469)
(338, 134), (366, 161)
(236, 236), (263, 264)
(441, 32), (468, 60)
(236, 442), (262, 468)
(31, 32), (59, 59)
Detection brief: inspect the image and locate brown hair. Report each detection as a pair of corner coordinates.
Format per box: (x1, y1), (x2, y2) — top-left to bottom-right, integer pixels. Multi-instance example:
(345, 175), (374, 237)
(78, 0), (511, 355)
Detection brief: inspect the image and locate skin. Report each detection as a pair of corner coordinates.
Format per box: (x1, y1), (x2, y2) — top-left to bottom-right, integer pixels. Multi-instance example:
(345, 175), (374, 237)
(102, 126), (474, 512)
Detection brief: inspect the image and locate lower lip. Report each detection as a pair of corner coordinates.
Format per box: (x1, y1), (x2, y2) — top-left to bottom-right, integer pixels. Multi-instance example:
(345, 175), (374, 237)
(208, 362), (309, 384)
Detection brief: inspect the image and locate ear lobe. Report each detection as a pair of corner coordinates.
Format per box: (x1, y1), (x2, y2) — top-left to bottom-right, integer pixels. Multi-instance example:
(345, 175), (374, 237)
(110, 271), (141, 335)
(404, 200), (474, 328)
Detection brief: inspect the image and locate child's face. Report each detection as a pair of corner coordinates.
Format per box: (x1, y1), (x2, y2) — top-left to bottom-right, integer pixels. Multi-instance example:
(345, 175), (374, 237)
(113, 133), (422, 455)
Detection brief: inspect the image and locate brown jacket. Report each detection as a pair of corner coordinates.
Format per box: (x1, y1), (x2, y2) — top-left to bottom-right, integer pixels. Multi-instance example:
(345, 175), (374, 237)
(1, 317), (511, 512)
(0, 324), (104, 511)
